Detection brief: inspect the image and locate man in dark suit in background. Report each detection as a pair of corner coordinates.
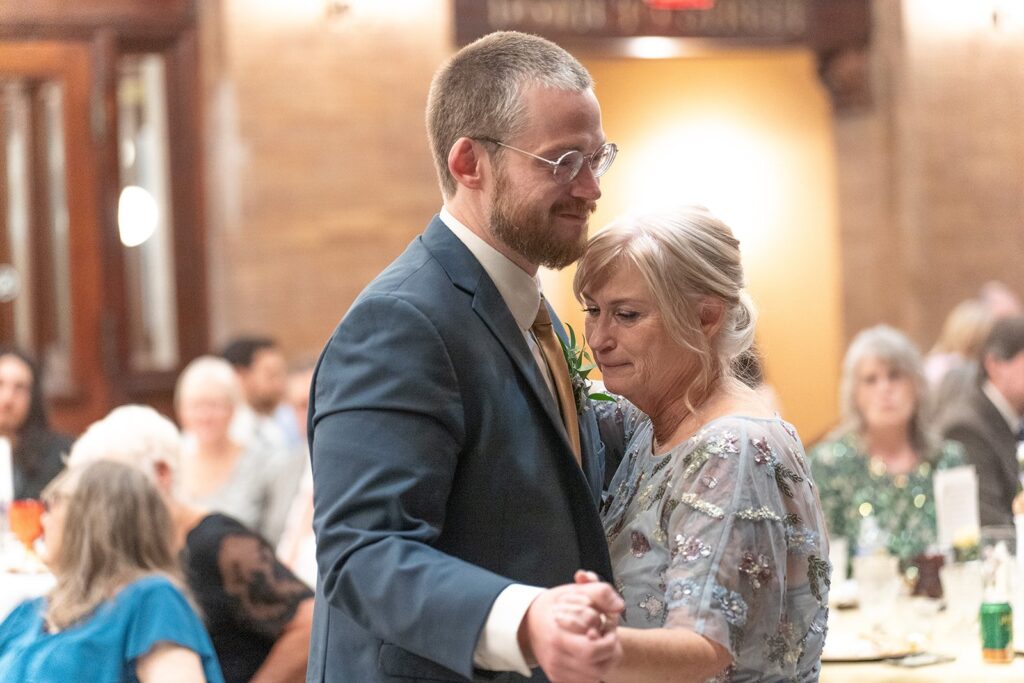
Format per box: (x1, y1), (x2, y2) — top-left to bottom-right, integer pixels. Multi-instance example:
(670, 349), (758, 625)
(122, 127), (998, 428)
(307, 32), (624, 682)
(940, 316), (1024, 526)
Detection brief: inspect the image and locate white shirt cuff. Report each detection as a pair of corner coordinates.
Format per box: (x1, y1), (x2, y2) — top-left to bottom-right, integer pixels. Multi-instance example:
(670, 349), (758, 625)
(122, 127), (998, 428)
(473, 583), (545, 675)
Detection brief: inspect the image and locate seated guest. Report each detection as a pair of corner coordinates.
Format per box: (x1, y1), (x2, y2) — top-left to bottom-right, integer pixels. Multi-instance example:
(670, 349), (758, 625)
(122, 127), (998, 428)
(924, 298), (993, 388)
(0, 346), (72, 499)
(940, 316), (1024, 526)
(68, 405), (314, 683)
(810, 325), (964, 571)
(176, 355), (297, 543)
(0, 461), (223, 682)
(275, 360), (317, 586)
(575, 205), (829, 681)
(220, 336), (298, 452)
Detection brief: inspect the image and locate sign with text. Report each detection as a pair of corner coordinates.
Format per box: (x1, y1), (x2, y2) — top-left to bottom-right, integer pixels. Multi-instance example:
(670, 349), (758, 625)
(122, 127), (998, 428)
(454, 0), (811, 46)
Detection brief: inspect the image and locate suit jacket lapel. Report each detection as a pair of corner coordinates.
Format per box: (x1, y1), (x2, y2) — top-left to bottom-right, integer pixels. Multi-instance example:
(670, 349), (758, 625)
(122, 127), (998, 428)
(422, 218), (614, 580)
(420, 218), (574, 457)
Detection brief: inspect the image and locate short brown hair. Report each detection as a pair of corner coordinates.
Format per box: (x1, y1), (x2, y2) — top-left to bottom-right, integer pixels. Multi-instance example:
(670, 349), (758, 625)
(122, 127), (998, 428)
(426, 31), (592, 199)
(982, 315), (1024, 374)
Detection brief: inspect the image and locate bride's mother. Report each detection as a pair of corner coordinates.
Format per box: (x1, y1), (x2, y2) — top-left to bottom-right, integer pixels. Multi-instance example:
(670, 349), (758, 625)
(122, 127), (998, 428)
(575, 206), (830, 682)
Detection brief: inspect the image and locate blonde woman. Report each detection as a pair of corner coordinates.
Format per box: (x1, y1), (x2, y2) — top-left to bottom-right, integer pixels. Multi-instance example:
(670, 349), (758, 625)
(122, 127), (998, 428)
(176, 355), (296, 543)
(574, 206), (829, 682)
(0, 461), (223, 682)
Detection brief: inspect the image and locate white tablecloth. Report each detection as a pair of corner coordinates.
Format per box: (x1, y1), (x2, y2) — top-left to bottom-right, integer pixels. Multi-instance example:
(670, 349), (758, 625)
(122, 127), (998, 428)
(822, 595), (1024, 682)
(0, 571), (53, 621)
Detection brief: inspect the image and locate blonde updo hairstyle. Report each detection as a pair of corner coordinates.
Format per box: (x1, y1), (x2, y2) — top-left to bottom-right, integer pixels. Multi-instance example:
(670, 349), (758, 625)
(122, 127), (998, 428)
(573, 205), (757, 412)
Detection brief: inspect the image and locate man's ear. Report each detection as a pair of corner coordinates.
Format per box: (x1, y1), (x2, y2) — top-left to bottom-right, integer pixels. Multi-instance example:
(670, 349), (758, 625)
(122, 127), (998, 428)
(700, 297), (726, 337)
(448, 137), (486, 191)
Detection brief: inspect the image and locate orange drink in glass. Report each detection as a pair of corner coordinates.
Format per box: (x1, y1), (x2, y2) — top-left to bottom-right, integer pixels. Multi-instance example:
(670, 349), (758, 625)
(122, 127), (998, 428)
(9, 499), (44, 553)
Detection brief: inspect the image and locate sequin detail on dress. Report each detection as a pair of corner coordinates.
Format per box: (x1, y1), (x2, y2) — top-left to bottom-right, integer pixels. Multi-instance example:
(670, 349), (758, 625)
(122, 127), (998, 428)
(630, 530), (651, 558)
(734, 506), (782, 522)
(672, 534), (712, 563)
(739, 552), (773, 589)
(764, 621), (802, 668)
(679, 493), (724, 519)
(785, 525), (819, 555)
(711, 584), (749, 627)
(665, 578), (702, 609)
(639, 594), (665, 622)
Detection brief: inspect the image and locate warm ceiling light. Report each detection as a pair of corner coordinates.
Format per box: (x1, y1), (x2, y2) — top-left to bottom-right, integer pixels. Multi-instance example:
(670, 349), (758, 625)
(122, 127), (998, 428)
(645, 0), (716, 9)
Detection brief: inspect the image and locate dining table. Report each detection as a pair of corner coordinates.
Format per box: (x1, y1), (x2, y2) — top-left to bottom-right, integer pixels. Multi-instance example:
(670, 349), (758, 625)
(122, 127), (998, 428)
(821, 589), (1024, 682)
(0, 570), (53, 621)
(0, 535), (53, 621)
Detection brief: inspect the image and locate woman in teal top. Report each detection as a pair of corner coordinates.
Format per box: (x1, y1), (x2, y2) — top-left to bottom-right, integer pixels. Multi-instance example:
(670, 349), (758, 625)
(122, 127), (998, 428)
(0, 461), (223, 683)
(810, 325), (965, 572)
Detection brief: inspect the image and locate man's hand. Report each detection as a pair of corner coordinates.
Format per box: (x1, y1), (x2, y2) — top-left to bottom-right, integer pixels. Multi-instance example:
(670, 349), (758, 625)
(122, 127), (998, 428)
(518, 579), (625, 683)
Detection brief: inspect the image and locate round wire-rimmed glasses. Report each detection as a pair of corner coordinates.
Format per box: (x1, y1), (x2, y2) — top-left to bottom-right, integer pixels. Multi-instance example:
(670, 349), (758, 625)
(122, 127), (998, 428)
(477, 137), (618, 184)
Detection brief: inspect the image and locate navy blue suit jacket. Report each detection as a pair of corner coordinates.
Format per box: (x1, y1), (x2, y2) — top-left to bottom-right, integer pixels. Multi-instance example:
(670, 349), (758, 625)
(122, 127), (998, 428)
(307, 217), (613, 682)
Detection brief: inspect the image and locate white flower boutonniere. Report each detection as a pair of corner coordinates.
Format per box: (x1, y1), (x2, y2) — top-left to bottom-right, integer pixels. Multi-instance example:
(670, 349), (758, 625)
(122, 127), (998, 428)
(559, 324), (614, 415)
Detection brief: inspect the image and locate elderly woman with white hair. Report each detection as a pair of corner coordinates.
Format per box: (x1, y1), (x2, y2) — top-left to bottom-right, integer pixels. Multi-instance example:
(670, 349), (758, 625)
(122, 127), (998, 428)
(810, 325), (965, 574)
(175, 355), (295, 543)
(572, 206), (829, 682)
(68, 405), (314, 683)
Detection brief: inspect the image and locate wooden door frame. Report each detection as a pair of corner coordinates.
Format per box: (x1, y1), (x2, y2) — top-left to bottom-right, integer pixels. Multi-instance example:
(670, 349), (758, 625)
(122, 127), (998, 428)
(0, 41), (110, 430)
(0, 0), (209, 431)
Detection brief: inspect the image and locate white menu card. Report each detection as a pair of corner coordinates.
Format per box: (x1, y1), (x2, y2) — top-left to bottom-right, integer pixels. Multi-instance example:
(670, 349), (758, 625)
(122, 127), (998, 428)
(933, 465), (979, 549)
(0, 436), (11, 506)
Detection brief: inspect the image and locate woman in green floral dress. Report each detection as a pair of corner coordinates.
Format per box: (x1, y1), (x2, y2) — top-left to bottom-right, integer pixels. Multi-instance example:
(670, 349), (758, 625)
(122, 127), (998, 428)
(810, 325), (965, 575)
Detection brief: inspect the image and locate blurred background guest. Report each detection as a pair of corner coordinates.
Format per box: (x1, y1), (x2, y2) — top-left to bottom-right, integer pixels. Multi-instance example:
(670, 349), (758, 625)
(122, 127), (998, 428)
(275, 359), (317, 586)
(979, 280), (1023, 319)
(68, 405), (313, 683)
(175, 355), (297, 543)
(0, 461), (223, 683)
(810, 325), (964, 572)
(220, 336), (299, 453)
(924, 298), (994, 389)
(939, 316), (1024, 527)
(0, 346), (71, 500)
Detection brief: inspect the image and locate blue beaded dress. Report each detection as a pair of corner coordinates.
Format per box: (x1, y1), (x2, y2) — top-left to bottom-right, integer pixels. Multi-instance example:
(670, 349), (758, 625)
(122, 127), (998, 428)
(600, 400), (830, 682)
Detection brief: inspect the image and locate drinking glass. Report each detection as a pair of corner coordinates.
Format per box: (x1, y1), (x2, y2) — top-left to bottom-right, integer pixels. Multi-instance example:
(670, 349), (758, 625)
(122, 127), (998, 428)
(853, 554), (901, 630)
(979, 524), (1016, 601)
(9, 499), (44, 553)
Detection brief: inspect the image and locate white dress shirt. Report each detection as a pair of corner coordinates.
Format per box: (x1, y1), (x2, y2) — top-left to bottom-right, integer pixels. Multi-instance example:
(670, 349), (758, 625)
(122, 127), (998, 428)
(440, 207), (553, 675)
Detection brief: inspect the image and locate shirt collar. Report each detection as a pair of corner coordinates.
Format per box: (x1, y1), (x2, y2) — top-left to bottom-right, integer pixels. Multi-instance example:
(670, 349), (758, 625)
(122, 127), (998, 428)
(982, 380), (1022, 434)
(439, 206), (541, 332)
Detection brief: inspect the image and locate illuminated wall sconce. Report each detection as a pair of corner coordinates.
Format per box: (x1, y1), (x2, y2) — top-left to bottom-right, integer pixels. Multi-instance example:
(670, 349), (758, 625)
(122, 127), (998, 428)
(118, 185), (158, 247)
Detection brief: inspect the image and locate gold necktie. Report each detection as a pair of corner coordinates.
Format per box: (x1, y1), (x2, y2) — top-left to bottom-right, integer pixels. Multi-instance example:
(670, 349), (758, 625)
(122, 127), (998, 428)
(532, 299), (582, 467)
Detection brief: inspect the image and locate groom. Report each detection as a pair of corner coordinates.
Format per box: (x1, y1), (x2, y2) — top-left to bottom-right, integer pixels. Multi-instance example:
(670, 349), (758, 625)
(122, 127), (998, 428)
(308, 31), (623, 682)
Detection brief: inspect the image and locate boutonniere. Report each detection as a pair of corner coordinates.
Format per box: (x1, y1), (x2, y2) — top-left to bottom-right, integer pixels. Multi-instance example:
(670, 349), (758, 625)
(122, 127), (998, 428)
(560, 324), (614, 414)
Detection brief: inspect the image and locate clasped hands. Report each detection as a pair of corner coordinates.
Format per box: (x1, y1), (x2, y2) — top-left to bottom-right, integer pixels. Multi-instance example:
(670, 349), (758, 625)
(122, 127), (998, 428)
(518, 570), (625, 683)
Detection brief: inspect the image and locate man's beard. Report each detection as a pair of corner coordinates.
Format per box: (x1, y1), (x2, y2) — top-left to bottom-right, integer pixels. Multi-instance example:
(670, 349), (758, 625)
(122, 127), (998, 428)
(489, 170), (593, 270)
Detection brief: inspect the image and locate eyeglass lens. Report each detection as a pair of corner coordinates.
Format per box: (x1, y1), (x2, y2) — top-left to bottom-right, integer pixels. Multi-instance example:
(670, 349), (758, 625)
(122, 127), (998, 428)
(553, 144), (617, 183)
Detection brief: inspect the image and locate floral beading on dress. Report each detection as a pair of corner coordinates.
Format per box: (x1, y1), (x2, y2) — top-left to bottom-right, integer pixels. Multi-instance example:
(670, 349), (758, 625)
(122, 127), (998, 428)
(596, 400), (830, 683)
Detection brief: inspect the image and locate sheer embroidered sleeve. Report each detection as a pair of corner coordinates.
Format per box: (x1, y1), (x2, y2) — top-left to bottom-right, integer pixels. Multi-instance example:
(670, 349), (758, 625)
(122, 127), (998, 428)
(184, 514), (313, 641)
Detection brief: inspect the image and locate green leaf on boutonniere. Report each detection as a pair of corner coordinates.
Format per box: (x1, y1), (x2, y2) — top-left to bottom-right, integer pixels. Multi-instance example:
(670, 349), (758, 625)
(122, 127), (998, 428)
(559, 323), (615, 414)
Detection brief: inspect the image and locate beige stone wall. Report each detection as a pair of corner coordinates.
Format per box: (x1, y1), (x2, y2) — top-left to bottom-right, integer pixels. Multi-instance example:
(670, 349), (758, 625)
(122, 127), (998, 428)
(203, 0), (453, 358)
(835, 0), (1024, 349)
(200, 0), (1024, 435)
